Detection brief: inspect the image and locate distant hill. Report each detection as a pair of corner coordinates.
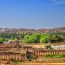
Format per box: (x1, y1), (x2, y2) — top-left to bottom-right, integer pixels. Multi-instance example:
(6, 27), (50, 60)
(0, 27), (65, 33)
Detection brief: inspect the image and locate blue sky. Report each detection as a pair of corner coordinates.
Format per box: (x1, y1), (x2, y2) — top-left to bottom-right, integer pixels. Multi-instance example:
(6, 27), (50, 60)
(0, 0), (65, 29)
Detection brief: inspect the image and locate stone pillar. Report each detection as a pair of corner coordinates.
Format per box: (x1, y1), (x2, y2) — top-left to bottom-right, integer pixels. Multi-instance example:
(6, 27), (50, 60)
(61, 51), (62, 54)
(0, 55), (1, 59)
(46, 51), (48, 55)
(7, 54), (9, 60)
(14, 54), (16, 61)
(37, 51), (39, 56)
(41, 52), (43, 55)
(38, 51), (40, 55)
(17, 54), (21, 61)
(15, 54), (18, 61)
(8, 54), (10, 59)
(1, 55), (2, 59)
(12, 54), (14, 59)
(2, 54), (4, 59)
(5, 55), (6, 60)
(44, 52), (46, 55)
(19, 54), (21, 61)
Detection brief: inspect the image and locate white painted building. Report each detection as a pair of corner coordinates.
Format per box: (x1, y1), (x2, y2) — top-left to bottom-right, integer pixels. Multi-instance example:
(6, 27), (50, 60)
(51, 45), (65, 49)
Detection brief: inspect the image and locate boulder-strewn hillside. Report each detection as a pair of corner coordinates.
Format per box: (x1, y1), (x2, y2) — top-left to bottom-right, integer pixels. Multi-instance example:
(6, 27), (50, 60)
(0, 27), (65, 33)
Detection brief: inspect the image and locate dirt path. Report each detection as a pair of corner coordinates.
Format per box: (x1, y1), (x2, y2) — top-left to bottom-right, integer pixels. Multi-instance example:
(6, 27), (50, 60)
(1, 63), (65, 65)
(20, 63), (65, 65)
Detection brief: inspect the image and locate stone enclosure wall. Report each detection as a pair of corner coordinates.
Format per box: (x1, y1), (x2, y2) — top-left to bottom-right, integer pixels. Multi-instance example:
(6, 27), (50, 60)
(0, 48), (65, 61)
(33, 50), (65, 56)
(0, 52), (26, 61)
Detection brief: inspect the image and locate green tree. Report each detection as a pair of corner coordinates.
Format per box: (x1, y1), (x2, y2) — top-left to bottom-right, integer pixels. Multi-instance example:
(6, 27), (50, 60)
(29, 34), (38, 43)
(49, 35), (58, 43)
(23, 34), (31, 43)
(40, 34), (49, 43)
(0, 37), (4, 43)
(49, 35), (64, 43)
(40, 37), (49, 43)
(23, 34), (41, 43)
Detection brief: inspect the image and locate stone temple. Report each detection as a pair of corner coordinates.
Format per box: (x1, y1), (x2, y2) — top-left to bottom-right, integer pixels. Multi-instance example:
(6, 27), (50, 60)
(0, 41), (65, 62)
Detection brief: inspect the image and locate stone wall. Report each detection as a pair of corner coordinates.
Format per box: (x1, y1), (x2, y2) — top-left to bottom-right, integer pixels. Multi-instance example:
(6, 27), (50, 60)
(0, 52), (26, 61)
(33, 50), (65, 56)
(0, 48), (65, 61)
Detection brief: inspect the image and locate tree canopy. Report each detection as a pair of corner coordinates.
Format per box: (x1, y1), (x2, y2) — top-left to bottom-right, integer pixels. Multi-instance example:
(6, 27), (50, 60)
(0, 32), (65, 44)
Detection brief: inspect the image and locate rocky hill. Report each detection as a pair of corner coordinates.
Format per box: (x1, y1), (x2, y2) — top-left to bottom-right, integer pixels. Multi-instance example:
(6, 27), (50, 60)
(0, 27), (65, 33)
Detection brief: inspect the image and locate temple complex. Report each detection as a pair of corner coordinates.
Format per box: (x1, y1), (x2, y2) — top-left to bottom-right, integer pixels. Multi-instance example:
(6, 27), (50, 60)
(0, 41), (65, 62)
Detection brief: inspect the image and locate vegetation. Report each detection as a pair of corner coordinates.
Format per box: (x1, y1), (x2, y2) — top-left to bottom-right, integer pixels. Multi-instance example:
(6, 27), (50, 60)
(45, 54), (65, 58)
(40, 34), (49, 43)
(0, 37), (4, 43)
(0, 32), (65, 44)
(26, 52), (34, 61)
(23, 34), (40, 43)
(44, 45), (53, 49)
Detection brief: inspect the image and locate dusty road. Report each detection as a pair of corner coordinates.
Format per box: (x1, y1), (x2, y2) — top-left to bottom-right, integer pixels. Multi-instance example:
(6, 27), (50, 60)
(1, 62), (65, 65)
(19, 63), (65, 65)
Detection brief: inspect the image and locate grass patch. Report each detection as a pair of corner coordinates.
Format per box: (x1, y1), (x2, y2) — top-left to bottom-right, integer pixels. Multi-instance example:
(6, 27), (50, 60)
(45, 54), (65, 58)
